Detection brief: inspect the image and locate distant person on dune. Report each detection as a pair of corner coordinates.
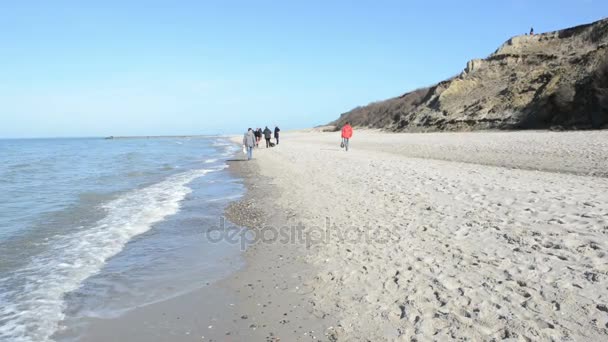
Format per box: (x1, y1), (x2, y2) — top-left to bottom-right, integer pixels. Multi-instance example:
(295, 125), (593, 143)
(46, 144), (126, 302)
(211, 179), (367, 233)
(341, 122), (353, 152)
(263, 126), (272, 148)
(243, 128), (255, 160)
(530, 27), (534, 35)
(274, 126), (281, 145)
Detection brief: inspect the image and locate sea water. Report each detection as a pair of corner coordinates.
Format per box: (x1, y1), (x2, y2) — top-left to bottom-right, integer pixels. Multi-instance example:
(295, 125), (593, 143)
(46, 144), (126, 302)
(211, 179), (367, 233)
(0, 137), (244, 341)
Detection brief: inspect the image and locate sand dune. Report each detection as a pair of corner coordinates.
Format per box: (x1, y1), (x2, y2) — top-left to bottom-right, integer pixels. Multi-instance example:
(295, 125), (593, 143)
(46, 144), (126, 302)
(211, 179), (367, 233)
(237, 130), (608, 340)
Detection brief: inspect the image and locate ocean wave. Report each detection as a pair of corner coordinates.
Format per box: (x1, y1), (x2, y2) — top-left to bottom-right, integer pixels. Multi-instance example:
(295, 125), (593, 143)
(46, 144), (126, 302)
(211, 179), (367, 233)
(211, 141), (231, 147)
(0, 166), (225, 342)
(210, 138), (239, 159)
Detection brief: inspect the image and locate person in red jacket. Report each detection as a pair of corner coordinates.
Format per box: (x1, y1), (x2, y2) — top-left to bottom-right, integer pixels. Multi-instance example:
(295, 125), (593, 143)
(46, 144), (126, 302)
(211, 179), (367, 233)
(341, 122), (353, 151)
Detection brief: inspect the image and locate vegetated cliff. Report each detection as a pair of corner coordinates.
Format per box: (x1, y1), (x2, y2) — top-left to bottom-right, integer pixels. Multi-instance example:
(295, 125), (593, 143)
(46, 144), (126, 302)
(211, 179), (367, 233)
(331, 18), (608, 131)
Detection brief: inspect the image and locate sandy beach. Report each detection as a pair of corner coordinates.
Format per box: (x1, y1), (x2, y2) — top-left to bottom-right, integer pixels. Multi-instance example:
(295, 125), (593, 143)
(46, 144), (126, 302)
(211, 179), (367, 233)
(72, 130), (608, 341)
(223, 130), (608, 340)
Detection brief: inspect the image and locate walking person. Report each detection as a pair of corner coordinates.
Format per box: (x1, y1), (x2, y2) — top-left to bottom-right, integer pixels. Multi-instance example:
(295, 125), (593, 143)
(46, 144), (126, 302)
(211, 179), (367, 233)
(243, 128), (255, 160)
(263, 126), (272, 148)
(341, 121), (353, 152)
(254, 128), (262, 147)
(258, 128), (263, 146)
(274, 126), (281, 145)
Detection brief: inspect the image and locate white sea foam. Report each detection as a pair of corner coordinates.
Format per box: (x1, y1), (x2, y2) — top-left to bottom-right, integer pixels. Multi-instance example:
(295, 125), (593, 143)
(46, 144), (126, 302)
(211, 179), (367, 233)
(212, 138), (239, 158)
(211, 141), (231, 147)
(206, 194), (243, 202)
(0, 167), (224, 342)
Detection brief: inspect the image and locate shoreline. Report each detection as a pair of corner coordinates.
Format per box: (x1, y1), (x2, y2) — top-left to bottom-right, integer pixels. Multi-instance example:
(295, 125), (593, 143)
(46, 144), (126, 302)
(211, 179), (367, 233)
(50, 142), (247, 342)
(218, 157), (335, 340)
(57, 129), (608, 341)
(56, 141), (333, 342)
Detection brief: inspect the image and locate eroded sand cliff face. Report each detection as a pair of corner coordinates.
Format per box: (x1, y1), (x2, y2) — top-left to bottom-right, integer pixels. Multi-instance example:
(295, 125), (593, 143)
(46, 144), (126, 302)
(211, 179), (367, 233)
(332, 18), (608, 131)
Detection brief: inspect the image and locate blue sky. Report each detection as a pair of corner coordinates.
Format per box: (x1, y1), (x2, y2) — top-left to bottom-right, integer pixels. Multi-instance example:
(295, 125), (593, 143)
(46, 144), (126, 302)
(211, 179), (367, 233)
(1, 0), (605, 138)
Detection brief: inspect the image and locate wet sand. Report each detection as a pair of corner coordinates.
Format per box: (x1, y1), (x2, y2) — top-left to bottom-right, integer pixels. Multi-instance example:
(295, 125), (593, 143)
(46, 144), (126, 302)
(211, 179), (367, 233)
(63, 156), (333, 342)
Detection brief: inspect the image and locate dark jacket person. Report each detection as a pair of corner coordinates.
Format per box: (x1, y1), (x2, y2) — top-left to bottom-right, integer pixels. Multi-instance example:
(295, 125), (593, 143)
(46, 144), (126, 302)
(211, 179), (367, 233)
(263, 126), (272, 148)
(274, 126), (280, 145)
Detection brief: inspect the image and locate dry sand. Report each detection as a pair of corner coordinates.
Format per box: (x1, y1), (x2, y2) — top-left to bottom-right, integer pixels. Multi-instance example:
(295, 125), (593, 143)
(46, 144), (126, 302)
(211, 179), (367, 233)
(226, 130), (608, 340)
(74, 130), (608, 341)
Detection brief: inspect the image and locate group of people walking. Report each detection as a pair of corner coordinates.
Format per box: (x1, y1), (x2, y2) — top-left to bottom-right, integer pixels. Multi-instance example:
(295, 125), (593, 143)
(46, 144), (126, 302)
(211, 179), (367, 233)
(242, 122), (353, 161)
(253, 126), (280, 148)
(242, 126), (280, 160)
